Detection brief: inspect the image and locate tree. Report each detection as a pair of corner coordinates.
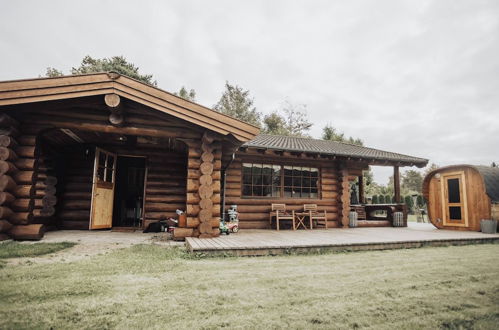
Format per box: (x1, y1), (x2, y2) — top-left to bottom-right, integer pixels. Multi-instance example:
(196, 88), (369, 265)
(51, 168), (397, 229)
(424, 163), (439, 177)
(372, 195), (379, 204)
(214, 82), (261, 127)
(262, 101), (313, 137)
(402, 170), (423, 193)
(175, 87), (196, 102)
(404, 195), (414, 213)
(379, 195), (385, 204)
(416, 195), (425, 207)
(492, 162), (497, 168)
(45, 67), (63, 77)
(262, 112), (288, 135)
(322, 124), (363, 146)
(45, 55), (157, 86)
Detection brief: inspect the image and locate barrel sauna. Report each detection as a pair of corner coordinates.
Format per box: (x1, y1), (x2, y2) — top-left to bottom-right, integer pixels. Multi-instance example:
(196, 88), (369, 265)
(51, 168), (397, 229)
(423, 165), (499, 231)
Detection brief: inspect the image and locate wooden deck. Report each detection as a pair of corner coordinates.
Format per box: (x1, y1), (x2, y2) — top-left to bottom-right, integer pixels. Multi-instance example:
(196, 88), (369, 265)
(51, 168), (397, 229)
(186, 223), (499, 256)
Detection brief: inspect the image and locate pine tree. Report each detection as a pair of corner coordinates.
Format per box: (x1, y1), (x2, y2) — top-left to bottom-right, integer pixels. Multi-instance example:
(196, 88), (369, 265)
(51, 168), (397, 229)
(379, 195), (385, 204)
(372, 195), (379, 204)
(214, 82), (261, 127)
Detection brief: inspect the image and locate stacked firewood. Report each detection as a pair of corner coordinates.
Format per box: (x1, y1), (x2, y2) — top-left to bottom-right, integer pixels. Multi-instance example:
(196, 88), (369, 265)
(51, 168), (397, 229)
(0, 114), (45, 240)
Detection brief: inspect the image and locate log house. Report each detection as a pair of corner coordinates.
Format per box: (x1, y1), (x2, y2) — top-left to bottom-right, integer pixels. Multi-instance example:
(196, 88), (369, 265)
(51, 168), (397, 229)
(0, 73), (427, 240)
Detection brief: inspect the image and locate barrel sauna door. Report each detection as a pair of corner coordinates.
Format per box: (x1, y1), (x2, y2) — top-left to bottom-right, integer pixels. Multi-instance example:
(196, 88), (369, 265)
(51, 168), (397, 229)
(441, 172), (468, 227)
(89, 148), (117, 229)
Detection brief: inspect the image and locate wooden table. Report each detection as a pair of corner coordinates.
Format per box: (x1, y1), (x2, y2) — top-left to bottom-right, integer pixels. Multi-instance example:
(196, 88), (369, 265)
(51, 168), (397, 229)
(295, 212), (312, 230)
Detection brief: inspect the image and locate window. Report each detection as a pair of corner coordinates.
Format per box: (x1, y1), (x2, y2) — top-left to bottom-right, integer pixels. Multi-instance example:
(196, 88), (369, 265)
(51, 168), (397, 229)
(242, 163), (319, 198)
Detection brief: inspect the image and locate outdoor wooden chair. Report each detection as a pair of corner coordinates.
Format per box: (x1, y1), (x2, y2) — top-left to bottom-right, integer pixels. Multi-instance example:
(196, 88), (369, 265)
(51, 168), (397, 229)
(270, 204), (296, 230)
(304, 204), (327, 229)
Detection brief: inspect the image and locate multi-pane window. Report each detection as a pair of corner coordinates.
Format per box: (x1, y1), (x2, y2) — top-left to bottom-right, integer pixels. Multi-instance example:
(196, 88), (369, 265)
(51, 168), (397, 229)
(242, 163), (319, 198)
(242, 163), (281, 197)
(283, 166), (319, 198)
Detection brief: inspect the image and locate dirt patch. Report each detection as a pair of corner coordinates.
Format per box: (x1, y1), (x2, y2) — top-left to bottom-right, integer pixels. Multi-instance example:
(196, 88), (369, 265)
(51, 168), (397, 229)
(6, 230), (184, 266)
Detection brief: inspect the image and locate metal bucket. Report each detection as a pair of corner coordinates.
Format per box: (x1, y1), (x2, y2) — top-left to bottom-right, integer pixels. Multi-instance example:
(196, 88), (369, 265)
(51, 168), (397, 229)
(393, 212), (404, 227)
(481, 219), (497, 234)
(349, 211), (358, 228)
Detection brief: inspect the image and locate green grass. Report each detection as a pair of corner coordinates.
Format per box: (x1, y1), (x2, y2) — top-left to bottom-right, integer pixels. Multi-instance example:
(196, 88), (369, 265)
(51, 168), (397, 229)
(0, 241), (76, 259)
(1, 244), (498, 329)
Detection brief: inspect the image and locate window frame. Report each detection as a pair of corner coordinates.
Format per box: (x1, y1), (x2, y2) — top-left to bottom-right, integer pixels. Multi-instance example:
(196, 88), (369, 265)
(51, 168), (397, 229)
(241, 162), (321, 199)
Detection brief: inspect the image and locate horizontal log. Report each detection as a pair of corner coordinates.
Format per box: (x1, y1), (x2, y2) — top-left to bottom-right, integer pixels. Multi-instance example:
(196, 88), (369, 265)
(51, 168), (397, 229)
(58, 210), (90, 221)
(321, 185), (338, 192)
(0, 219), (13, 233)
(14, 158), (36, 170)
(0, 135), (18, 148)
(173, 227), (193, 240)
(14, 185), (34, 198)
(0, 147), (18, 161)
(145, 187), (186, 195)
(0, 192), (15, 205)
(9, 224), (45, 241)
(15, 146), (36, 158)
(64, 182), (92, 192)
(146, 180), (185, 188)
(145, 195), (185, 203)
(61, 220), (89, 230)
(17, 135), (37, 146)
(11, 198), (34, 212)
(13, 171), (35, 184)
(321, 178), (339, 185)
(144, 212), (177, 220)
(0, 175), (16, 192)
(61, 191), (92, 200)
(186, 204), (220, 217)
(9, 212), (32, 225)
(24, 116), (202, 139)
(145, 203), (186, 212)
(147, 173), (186, 181)
(61, 199), (91, 210)
(322, 191), (339, 199)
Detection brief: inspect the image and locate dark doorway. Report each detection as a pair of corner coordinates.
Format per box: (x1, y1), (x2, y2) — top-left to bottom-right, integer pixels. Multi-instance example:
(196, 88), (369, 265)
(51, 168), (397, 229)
(113, 156), (146, 227)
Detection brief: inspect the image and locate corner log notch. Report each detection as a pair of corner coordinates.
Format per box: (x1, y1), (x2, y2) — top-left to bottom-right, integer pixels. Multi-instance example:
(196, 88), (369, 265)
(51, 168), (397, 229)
(174, 131), (222, 240)
(0, 113), (50, 240)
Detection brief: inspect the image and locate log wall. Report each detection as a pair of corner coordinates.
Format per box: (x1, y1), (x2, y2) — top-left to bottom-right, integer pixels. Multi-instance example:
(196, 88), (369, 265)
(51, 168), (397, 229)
(224, 154), (341, 229)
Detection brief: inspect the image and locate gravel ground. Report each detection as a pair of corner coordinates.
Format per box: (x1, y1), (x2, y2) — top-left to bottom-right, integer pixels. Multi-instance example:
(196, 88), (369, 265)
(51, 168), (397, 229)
(5, 230), (184, 266)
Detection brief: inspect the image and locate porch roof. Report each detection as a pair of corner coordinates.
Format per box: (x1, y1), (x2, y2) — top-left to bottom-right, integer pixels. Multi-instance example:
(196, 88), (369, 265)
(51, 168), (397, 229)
(243, 134), (428, 167)
(0, 72), (260, 142)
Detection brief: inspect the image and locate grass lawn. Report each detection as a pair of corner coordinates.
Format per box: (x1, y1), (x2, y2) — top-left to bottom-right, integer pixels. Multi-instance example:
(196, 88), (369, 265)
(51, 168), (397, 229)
(0, 241), (76, 259)
(0, 244), (498, 329)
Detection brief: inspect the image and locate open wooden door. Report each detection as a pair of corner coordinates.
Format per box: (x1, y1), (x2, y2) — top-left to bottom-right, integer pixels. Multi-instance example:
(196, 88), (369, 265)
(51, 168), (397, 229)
(441, 171), (468, 227)
(90, 148), (117, 229)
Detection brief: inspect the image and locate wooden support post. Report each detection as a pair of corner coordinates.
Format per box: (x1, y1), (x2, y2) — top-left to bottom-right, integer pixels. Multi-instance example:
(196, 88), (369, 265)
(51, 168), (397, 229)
(394, 166), (400, 203)
(358, 174), (364, 204)
(340, 168), (350, 228)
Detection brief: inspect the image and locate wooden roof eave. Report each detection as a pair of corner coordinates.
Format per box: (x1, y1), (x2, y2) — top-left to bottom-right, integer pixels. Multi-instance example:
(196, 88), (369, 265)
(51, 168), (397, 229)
(0, 73), (259, 142)
(241, 146), (427, 168)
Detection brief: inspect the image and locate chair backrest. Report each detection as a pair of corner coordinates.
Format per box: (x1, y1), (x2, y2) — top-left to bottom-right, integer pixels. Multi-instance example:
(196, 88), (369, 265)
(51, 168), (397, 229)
(272, 204), (286, 212)
(303, 204), (317, 212)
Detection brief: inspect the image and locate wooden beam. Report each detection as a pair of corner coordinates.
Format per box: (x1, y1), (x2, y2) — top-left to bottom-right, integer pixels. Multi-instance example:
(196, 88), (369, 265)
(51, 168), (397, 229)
(394, 166), (401, 203)
(358, 174), (364, 204)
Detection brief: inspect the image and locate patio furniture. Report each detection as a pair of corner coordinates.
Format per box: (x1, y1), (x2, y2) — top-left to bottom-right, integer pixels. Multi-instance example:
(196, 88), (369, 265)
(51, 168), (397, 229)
(304, 204), (327, 229)
(270, 204), (296, 230)
(294, 212), (309, 230)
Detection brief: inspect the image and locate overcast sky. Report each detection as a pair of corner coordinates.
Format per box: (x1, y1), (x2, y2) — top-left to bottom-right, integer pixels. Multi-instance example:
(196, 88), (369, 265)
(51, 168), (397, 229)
(1, 0), (498, 184)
